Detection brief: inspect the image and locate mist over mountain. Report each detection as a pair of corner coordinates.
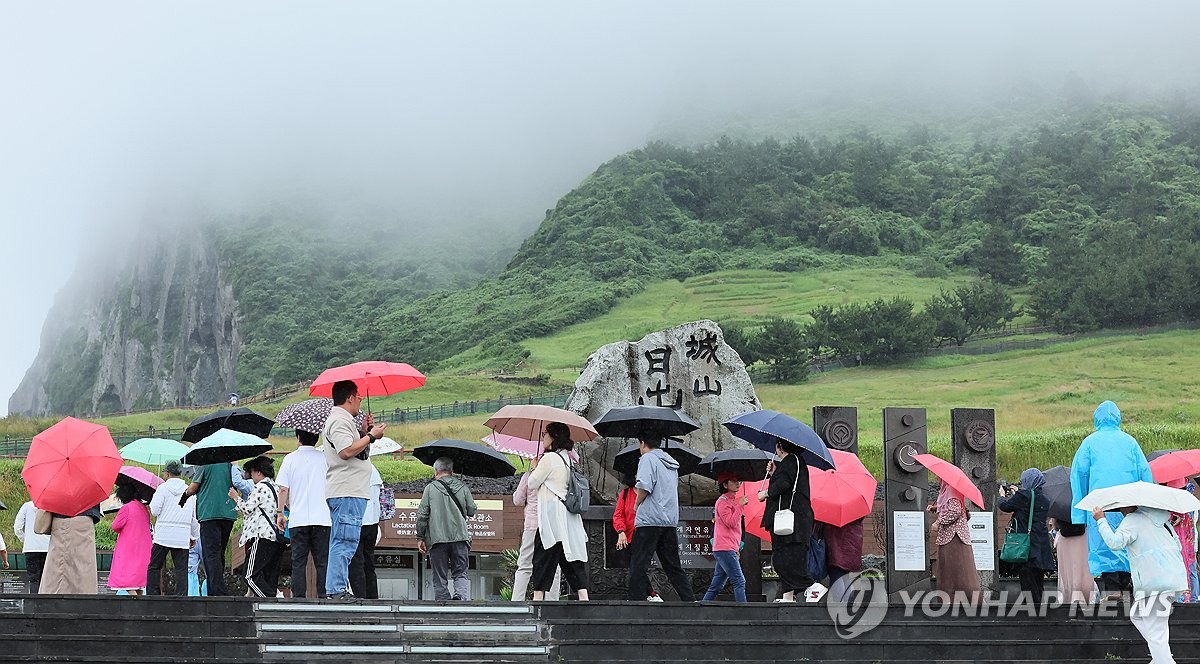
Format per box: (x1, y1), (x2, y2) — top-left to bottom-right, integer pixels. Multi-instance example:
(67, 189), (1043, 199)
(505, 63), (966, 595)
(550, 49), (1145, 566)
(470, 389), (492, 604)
(4, 1), (1200, 415)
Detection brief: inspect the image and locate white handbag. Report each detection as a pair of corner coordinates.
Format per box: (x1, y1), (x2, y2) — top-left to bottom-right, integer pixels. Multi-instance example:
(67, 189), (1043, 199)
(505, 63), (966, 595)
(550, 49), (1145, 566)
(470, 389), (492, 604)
(772, 457), (801, 536)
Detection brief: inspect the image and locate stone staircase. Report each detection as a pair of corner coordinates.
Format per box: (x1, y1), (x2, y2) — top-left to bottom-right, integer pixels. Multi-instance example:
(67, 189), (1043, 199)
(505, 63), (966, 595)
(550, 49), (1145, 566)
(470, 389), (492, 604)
(254, 600), (549, 662)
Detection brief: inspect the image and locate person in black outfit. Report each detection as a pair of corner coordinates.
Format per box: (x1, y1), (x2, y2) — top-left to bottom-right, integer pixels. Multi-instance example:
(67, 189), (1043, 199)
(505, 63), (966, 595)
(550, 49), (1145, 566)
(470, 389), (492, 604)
(757, 437), (818, 602)
(998, 468), (1054, 605)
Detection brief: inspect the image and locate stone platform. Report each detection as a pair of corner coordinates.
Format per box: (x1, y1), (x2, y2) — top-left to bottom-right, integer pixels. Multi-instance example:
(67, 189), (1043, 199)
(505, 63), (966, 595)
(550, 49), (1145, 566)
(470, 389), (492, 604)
(0, 595), (1197, 663)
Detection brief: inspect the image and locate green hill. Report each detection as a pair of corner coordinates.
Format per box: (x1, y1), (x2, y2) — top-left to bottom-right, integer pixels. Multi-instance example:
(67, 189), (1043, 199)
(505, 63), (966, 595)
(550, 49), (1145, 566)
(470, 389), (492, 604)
(514, 265), (973, 370)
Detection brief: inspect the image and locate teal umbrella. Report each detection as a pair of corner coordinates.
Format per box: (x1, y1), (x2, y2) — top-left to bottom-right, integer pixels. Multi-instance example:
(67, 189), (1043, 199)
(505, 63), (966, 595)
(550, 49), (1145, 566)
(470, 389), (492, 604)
(120, 438), (191, 466)
(183, 428), (273, 466)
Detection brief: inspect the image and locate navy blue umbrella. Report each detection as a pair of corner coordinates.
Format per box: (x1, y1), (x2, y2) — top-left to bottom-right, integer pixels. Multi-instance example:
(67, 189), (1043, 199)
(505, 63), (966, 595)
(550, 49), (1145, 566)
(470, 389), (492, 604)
(696, 448), (777, 481)
(722, 410), (834, 471)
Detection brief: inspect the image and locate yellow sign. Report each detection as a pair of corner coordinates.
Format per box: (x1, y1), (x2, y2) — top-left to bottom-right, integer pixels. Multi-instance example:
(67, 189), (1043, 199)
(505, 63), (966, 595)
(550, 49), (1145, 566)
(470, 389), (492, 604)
(394, 498), (503, 510)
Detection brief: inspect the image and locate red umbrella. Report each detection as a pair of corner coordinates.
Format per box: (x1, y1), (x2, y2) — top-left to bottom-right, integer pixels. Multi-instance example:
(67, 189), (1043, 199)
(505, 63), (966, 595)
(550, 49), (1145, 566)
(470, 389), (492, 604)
(1150, 450), (1200, 486)
(742, 479), (772, 542)
(913, 453), (985, 509)
(309, 361), (426, 411)
(22, 417), (123, 517)
(809, 450), (878, 527)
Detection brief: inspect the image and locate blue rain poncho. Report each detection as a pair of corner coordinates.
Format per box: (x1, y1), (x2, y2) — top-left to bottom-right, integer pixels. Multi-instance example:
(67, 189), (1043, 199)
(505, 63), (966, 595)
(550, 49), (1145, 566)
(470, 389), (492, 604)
(1070, 401), (1154, 576)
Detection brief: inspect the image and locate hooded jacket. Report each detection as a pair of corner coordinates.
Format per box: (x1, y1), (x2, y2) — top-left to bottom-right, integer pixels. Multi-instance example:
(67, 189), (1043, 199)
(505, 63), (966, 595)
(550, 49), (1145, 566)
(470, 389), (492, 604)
(150, 477), (201, 549)
(1096, 507), (1189, 599)
(416, 475), (477, 546)
(634, 448), (680, 528)
(1070, 401), (1154, 575)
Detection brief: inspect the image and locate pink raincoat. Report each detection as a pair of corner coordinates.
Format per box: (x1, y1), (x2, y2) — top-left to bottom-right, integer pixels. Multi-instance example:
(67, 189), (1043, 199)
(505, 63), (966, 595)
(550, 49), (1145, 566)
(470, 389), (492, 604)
(109, 501), (153, 590)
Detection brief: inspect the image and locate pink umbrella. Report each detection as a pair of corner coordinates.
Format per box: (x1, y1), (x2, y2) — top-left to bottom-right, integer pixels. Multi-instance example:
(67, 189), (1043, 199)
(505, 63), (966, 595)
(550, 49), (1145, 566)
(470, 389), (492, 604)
(483, 433), (579, 462)
(117, 465), (163, 502)
(913, 453), (985, 509)
(482, 433), (542, 460)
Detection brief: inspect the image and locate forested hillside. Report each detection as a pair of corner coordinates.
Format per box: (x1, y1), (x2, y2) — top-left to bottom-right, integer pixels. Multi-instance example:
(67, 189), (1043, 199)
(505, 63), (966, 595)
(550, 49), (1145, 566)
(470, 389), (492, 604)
(369, 103), (1200, 374)
(14, 102), (1200, 413)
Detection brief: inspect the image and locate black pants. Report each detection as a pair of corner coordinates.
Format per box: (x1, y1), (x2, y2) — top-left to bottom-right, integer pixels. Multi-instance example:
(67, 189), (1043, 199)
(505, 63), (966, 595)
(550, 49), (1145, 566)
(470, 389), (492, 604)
(1018, 566), (1046, 604)
(628, 526), (694, 601)
(246, 537), (283, 598)
(146, 544), (189, 596)
(24, 552), (46, 594)
(200, 519), (233, 596)
(531, 538), (588, 593)
(773, 540), (814, 594)
(349, 524), (379, 599)
(289, 525), (330, 598)
(1100, 571), (1134, 593)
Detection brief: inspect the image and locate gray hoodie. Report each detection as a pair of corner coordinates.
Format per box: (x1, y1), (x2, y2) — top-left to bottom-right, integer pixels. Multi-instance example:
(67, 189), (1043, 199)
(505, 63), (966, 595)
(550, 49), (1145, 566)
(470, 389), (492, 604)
(634, 448), (680, 528)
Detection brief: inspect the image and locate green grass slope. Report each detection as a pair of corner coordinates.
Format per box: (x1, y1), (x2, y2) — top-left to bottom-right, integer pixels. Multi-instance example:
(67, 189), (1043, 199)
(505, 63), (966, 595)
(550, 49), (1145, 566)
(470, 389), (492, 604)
(518, 265), (971, 369)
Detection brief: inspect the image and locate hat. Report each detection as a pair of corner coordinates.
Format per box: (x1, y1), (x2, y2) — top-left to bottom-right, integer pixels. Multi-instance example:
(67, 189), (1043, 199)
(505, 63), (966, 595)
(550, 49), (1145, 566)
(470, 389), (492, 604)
(717, 472), (741, 485)
(164, 459), (185, 476)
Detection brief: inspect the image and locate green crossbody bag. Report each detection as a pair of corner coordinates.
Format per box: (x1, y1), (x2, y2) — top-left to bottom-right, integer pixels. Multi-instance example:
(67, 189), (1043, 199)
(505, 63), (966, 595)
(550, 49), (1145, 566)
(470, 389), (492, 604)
(999, 488), (1034, 564)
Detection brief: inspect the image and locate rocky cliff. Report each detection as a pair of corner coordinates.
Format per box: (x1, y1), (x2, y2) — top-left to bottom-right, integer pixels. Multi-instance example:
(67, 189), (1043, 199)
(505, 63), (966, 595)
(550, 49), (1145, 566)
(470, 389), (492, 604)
(9, 224), (241, 416)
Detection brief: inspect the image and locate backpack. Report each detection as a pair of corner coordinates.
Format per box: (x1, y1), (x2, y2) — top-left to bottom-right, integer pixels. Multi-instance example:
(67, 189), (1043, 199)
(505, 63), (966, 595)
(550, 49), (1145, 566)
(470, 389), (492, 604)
(555, 451), (591, 515)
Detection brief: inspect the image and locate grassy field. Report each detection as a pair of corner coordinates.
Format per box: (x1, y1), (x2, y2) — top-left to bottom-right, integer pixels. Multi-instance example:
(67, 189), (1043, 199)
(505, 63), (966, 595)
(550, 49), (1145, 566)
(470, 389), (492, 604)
(756, 329), (1200, 478)
(520, 266), (975, 369)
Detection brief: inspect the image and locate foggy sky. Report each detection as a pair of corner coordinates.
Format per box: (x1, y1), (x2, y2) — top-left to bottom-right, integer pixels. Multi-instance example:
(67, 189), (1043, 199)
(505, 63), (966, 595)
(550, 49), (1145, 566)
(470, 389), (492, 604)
(2, 1), (1199, 415)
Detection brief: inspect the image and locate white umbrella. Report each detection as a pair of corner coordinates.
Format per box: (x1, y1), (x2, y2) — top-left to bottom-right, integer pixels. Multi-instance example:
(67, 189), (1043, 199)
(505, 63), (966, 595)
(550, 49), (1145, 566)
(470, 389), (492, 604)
(369, 437), (403, 457)
(1074, 481), (1200, 514)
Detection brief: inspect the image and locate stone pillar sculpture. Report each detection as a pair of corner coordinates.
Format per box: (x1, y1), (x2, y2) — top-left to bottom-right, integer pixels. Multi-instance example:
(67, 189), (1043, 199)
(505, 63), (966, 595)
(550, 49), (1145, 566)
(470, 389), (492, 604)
(883, 407), (930, 597)
(951, 407), (998, 591)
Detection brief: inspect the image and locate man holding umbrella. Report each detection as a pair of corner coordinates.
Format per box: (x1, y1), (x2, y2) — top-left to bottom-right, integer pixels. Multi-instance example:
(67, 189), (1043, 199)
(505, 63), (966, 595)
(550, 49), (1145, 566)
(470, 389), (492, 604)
(628, 434), (695, 602)
(322, 380), (387, 599)
(181, 461), (237, 596)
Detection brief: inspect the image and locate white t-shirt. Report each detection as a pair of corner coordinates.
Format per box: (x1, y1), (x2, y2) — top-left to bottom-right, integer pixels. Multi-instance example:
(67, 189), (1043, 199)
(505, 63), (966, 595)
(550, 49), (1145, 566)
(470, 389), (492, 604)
(362, 465), (383, 526)
(277, 445), (332, 527)
(323, 406), (373, 499)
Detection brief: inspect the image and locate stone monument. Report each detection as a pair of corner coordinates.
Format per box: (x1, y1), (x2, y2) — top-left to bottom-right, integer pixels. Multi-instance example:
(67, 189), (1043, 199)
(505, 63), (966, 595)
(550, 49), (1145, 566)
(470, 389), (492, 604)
(565, 320), (760, 505)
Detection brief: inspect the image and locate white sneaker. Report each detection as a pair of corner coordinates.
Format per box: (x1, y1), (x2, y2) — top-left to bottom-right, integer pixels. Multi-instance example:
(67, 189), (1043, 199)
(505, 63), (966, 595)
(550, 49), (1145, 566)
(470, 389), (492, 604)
(646, 595), (664, 602)
(804, 583), (828, 603)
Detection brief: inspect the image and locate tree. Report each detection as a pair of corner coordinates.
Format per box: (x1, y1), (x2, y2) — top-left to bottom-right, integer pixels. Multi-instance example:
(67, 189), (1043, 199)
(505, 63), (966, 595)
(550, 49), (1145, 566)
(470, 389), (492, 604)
(751, 317), (810, 383)
(956, 280), (1018, 336)
(925, 290), (970, 347)
(975, 226), (1025, 285)
(721, 322), (759, 365)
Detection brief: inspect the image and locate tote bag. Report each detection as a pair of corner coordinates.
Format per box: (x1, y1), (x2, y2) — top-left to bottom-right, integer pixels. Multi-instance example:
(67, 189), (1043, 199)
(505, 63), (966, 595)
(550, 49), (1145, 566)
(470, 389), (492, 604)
(1000, 489), (1034, 564)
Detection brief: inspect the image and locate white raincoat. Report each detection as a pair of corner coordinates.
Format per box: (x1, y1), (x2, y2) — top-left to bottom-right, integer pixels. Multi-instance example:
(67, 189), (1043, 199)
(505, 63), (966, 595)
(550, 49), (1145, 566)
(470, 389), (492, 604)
(1096, 507), (1189, 599)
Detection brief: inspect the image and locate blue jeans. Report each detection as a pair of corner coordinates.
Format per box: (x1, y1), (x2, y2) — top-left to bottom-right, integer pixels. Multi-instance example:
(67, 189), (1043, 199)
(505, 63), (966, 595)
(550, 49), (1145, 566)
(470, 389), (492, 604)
(703, 550), (747, 602)
(326, 497), (368, 595)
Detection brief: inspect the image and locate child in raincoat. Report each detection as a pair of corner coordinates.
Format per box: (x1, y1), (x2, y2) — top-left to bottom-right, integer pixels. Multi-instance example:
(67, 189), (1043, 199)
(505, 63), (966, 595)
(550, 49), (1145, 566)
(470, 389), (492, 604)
(1093, 504), (1189, 664)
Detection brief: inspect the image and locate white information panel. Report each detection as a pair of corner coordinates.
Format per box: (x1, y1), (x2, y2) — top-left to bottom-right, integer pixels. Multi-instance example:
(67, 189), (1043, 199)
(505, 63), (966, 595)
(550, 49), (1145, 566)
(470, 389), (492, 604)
(893, 510), (927, 571)
(970, 511), (996, 572)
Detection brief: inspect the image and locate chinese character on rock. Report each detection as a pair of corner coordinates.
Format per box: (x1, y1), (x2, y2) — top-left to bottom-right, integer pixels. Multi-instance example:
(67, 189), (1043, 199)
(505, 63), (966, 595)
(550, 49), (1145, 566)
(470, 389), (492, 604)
(642, 381), (683, 409)
(693, 376), (722, 396)
(685, 332), (722, 365)
(645, 347), (672, 376)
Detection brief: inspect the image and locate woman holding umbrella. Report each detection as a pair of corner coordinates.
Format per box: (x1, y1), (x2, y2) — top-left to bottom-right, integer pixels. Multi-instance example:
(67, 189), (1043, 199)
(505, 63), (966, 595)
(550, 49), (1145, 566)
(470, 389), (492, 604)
(998, 468), (1054, 605)
(527, 422), (590, 601)
(930, 482), (981, 603)
(109, 483), (153, 595)
(757, 437), (822, 602)
(40, 505), (103, 594)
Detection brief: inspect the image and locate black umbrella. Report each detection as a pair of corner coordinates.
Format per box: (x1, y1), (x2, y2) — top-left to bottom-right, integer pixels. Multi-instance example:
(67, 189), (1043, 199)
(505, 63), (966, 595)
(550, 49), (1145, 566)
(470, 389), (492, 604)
(412, 439), (517, 479)
(612, 440), (704, 478)
(696, 448), (777, 482)
(1147, 449), (1180, 462)
(182, 408), (275, 443)
(0, 499), (6, 510)
(592, 405), (701, 439)
(1040, 465), (1074, 523)
(181, 429), (274, 466)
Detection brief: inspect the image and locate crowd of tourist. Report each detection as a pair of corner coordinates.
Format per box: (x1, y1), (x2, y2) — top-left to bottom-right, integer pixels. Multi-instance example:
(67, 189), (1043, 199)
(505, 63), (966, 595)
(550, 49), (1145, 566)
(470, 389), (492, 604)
(7, 395), (1199, 662)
